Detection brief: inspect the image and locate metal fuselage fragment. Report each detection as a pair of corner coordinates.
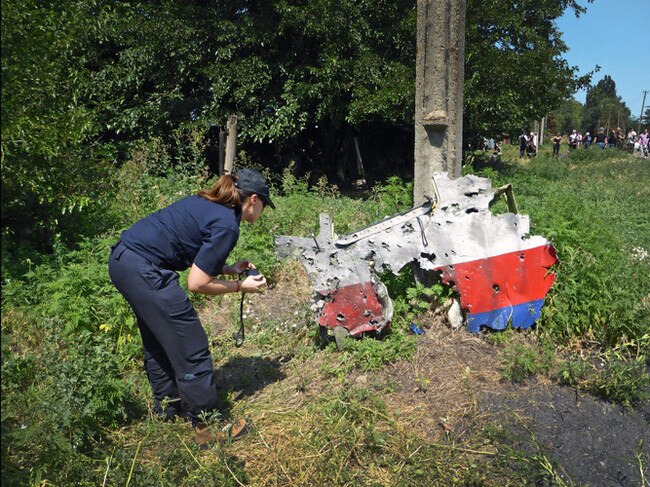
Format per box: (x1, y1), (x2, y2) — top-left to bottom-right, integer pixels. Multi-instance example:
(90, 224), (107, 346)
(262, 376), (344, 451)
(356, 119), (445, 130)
(275, 172), (558, 334)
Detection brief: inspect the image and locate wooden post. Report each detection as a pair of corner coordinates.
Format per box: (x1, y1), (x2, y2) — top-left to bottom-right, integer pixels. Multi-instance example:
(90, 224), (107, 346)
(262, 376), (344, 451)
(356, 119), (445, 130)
(218, 129), (226, 176)
(224, 115), (238, 175)
(638, 90), (648, 133)
(353, 137), (366, 180)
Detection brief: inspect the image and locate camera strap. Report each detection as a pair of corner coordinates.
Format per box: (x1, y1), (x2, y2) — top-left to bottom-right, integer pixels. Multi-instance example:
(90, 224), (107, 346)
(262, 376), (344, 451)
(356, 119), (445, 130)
(234, 291), (246, 347)
(234, 268), (260, 348)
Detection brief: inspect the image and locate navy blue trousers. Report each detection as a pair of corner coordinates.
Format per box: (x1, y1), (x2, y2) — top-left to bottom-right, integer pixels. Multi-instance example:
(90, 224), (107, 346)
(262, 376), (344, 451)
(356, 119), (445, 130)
(108, 241), (218, 422)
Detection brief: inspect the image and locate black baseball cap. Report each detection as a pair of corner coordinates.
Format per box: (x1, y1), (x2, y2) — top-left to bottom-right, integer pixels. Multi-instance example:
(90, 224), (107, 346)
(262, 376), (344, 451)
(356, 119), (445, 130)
(234, 168), (275, 209)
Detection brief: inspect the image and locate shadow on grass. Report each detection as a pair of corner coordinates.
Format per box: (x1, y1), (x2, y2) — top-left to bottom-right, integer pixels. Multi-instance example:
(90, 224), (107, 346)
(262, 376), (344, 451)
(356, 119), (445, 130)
(213, 355), (288, 416)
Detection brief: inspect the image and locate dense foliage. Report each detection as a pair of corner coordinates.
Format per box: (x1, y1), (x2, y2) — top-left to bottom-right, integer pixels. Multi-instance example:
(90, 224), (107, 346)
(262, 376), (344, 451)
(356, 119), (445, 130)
(2, 0), (592, 252)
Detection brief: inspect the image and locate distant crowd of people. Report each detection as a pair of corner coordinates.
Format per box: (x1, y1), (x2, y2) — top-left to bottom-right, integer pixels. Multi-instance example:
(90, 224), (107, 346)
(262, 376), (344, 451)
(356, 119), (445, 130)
(481, 136), (503, 164)
(515, 127), (649, 158)
(480, 128), (649, 162)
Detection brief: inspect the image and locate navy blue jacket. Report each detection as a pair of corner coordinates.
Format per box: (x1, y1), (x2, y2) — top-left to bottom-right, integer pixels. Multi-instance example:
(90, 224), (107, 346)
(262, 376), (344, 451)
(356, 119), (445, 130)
(120, 195), (241, 276)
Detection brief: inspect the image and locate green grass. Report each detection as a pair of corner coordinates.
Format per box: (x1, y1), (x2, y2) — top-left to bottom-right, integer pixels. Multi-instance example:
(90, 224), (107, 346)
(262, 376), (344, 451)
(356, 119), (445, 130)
(2, 145), (649, 485)
(469, 145), (650, 347)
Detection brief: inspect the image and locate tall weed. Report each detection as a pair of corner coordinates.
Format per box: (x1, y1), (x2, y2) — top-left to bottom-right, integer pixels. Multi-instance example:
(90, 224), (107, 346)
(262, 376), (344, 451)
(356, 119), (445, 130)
(559, 335), (650, 406)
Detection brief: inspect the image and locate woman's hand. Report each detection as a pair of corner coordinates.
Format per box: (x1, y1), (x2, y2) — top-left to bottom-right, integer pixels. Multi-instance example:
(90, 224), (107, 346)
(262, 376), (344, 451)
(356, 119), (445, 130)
(222, 260), (251, 275)
(241, 273), (267, 293)
(189, 262), (266, 295)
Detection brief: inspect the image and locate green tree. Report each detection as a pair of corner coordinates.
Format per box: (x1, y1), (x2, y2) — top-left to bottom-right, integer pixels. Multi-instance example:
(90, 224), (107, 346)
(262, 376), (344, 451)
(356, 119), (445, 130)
(463, 0), (591, 143)
(585, 74), (617, 106)
(1, 0), (111, 250)
(548, 98), (584, 135)
(2, 0), (596, 253)
(583, 75), (632, 133)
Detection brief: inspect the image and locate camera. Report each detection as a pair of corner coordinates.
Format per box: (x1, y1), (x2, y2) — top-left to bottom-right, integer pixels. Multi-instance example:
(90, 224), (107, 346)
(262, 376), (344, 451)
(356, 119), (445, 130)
(244, 268), (259, 277)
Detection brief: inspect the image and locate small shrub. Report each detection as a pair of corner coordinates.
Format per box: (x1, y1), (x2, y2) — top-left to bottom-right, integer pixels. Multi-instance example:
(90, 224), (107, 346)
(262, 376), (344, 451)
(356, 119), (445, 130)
(1, 323), (137, 485)
(341, 331), (417, 371)
(559, 344), (650, 406)
(5, 236), (142, 359)
(501, 341), (556, 383)
(370, 175), (413, 216)
(381, 265), (454, 331)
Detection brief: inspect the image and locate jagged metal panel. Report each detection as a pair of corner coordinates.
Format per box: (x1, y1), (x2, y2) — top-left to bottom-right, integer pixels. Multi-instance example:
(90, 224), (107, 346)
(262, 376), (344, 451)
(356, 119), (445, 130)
(317, 281), (386, 337)
(275, 172), (558, 333)
(276, 213), (375, 291)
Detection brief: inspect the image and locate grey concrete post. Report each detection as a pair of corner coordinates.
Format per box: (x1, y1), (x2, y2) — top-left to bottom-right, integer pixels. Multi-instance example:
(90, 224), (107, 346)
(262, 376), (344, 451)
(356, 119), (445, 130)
(414, 0), (467, 205)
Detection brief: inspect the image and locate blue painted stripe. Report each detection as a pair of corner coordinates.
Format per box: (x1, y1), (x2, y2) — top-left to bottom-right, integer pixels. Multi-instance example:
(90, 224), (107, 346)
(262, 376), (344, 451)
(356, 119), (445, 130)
(466, 299), (545, 333)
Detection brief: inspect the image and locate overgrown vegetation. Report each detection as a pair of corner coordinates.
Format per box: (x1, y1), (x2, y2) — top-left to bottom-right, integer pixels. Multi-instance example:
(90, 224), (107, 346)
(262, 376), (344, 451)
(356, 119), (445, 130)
(2, 0), (594, 252)
(3, 143), (649, 484)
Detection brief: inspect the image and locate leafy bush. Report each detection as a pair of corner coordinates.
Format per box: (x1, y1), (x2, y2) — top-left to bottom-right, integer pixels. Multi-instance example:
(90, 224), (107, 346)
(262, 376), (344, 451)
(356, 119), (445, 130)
(559, 340), (650, 406)
(501, 341), (556, 383)
(370, 175), (413, 214)
(1, 324), (137, 485)
(3, 236), (141, 357)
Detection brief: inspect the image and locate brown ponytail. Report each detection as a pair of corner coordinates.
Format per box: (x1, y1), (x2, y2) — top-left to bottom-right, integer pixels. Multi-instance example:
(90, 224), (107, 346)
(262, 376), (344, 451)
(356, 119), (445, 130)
(198, 174), (249, 208)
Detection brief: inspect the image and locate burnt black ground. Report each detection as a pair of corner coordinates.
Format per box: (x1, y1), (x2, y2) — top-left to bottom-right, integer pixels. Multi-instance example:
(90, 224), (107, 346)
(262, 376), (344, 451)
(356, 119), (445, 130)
(483, 385), (650, 486)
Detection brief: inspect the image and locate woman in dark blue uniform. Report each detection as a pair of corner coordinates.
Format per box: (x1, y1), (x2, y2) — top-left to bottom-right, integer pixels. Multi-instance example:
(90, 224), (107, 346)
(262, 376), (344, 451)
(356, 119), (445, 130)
(109, 168), (274, 446)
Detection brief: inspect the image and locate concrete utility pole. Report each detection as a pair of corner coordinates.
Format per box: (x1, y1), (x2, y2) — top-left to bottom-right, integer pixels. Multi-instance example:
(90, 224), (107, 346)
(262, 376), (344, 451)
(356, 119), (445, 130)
(639, 90), (648, 133)
(414, 0), (467, 205)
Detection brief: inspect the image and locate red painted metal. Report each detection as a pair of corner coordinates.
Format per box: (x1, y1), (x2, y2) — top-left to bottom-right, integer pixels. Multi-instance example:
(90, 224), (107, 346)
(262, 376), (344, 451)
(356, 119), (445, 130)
(317, 282), (385, 336)
(436, 244), (558, 315)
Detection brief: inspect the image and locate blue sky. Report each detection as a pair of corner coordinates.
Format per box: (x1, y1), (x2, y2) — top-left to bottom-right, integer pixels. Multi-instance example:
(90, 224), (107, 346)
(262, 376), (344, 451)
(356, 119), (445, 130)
(555, 0), (650, 118)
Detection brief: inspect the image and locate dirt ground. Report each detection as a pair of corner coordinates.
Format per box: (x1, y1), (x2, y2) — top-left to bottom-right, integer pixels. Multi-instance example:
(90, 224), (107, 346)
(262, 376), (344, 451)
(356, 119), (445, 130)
(484, 385), (649, 486)
(373, 322), (649, 486)
(201, 266), (649, 486)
